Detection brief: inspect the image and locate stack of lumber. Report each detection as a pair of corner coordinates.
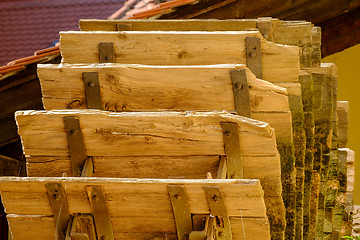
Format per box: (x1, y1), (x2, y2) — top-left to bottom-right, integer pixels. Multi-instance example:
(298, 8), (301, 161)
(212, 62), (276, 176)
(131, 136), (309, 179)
(0, 18), (355, 240)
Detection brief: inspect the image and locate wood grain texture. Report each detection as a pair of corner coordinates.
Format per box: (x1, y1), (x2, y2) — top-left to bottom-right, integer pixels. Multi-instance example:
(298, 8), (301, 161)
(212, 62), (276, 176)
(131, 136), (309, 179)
(59, 31), (300, 83)
(16, 110), (285, 238)
(16, 110), (277, 157)
(38, 63), (289, 113)
(1, 177), (270, 240)
(79, 19), (316, 68)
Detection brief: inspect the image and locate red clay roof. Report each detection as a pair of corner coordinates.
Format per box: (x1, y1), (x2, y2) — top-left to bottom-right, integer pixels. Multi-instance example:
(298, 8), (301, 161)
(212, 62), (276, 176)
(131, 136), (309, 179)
(0, 46), (60, 79)
(0, 0), (126, 66)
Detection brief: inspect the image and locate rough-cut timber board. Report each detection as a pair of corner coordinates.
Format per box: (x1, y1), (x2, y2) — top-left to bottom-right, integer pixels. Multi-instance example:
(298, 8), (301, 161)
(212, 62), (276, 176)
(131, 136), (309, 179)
(337, 101), (349, 148)
(278, 82), (306, 240)
(79, 18), (320, 69)
(59, 30), (300, 83)
(16, 110), (285, 239)
(0, 177), (270, 240)
(38, 63), (289, 113)
(298, 70), (315, 240)
(38, 63), (292, 139)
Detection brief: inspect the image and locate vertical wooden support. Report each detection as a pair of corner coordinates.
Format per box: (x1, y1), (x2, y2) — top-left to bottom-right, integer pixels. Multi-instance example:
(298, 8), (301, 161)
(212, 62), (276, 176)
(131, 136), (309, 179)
(168, 185), (193, 240)
(220, 121), (243, 179)
(245, 37), (262, 79)
(299, 71), (315, 240)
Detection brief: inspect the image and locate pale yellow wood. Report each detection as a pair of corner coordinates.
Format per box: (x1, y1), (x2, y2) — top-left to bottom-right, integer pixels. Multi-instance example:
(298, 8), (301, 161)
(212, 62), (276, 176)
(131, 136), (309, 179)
(8, 215), (269, 240)
(38, 63), (289, 113)
(59, 31), (300, 83)
(1, 177), (270, 240)
(16, 110), (277, 157)
(252, 112), (293, 140)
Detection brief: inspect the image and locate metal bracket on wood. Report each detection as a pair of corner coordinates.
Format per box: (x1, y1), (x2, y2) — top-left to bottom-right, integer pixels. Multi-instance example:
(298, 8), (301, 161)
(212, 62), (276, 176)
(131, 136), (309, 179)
(220, 121), (243, 179)
(64, 116), (93, 177)
(82, 72), (102, 110)
(46, 183), (71, 240)
(245, 37), (262, 79)
(230, 69), (251, 118)
(168, 185), (193, 240)
(257, 19), (273, 41)
(86, 186), (115, 240)
(98, 42), (115, 63)
(203, 186), (232, 240)
(116, 23), (133, 31)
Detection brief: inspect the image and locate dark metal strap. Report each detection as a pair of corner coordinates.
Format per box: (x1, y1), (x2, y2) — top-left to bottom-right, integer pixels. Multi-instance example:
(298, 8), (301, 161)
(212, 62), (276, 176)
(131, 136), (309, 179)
(220, 121), (243, 179)
(98, 42), (115, 63)
(116, 23), (133, 31)
(46, 183), (71, 240)
(86, 186), (114, 240)
(168, 185), (193, 240)
(82, 72), (102, 110)
(203, 186), (232, 240)
(230, 69), (251, 118)
(245, 37), (262, 79)
(63, 116), (88, 177)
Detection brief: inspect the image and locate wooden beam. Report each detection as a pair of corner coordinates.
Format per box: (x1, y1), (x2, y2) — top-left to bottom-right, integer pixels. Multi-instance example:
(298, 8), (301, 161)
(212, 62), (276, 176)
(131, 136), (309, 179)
(0, 177), (270, 239)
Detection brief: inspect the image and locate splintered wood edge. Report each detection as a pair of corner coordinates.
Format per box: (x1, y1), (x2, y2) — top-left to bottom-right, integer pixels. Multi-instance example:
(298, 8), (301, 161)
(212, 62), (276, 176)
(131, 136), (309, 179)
(15, 109), (274, 133)
(37, 63), (288, 95)
(0, 176), (260, 185)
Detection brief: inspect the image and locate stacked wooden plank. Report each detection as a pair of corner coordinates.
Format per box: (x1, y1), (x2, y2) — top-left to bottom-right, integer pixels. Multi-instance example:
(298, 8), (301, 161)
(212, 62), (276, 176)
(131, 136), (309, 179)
(0, 18), (355, 240)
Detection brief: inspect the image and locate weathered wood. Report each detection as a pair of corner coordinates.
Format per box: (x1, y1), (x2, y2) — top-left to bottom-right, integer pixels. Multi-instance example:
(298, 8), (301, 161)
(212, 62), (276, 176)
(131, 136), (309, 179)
(79, 18), (315, 69)
(337, 101), (349, 148)
(277, 82), (305, 240)
(16, 110), (286, 238)
(38, 64), (288, 112)
(339, 148), (355, 237)
(0, 177), (270, 240)
(59, 31), (300, 84)
(298, 71), (314, 240)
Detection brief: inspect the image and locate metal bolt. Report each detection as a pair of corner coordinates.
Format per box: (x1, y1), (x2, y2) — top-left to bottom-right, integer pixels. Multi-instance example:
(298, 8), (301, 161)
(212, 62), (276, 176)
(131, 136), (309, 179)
(235, 83), (243, 90)
(218, 232), (225, 238)
(53, 193), (58, 199)
(88, 81), (95, 87)
(92, 194), (98, 201)
(224, 131), (230, 136)
(249, 51), (257, 57)
(212, 194), (218, 202)
(174, 194), (179, 200)
(252, 46), (256, 50)
(70, 129), (77, 135)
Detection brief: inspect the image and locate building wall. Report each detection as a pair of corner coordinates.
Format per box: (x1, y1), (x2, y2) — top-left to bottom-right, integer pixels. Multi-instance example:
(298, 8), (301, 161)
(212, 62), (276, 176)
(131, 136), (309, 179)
(323, 44), (360, 204)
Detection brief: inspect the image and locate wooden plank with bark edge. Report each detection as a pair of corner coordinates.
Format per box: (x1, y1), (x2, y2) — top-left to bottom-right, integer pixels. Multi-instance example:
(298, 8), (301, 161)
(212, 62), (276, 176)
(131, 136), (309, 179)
(0, 177), (270, 240)
(324, 64), (338, 240)
(337, 101), (349, 148)
(37, 63), (292, 239)
(38, 63), (290, 112)
(298, 70), (315, 240)
(79, 18), (316, 68)
(59, 30), (300, 84)
(340, 148), (355, 237)
(304, 64), (335, 239)
(277, 82), (305, 240)
(16, 109), (285, 239)
(332, 148), (349, 239)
